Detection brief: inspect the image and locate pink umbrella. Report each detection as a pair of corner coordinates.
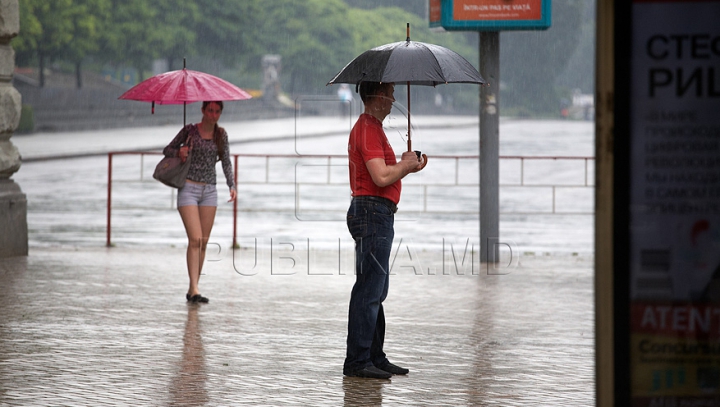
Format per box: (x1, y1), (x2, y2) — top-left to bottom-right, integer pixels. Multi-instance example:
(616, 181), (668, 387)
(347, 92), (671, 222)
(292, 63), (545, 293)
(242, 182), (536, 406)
(119, 62), (252, 125)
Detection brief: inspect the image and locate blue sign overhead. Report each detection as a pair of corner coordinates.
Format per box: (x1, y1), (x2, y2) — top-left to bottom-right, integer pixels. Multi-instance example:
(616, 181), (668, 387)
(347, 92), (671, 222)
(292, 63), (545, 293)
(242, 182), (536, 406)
(429, 0), (552, 31)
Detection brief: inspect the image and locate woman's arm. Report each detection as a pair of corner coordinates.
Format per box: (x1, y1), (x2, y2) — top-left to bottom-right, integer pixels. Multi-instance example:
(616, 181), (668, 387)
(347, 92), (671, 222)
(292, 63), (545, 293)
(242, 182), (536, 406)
(219, 130), (236, 190)
(162, 125), (192, 157)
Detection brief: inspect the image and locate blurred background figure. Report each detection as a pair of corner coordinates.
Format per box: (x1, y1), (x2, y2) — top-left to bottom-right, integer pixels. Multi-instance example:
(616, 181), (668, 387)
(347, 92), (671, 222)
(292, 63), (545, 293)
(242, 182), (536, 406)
(337, 83), (354, 118)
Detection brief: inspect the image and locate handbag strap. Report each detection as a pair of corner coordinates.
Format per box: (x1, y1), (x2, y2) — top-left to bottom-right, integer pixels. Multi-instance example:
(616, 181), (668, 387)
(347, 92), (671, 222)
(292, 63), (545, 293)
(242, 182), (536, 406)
(183, 125), (194, 148)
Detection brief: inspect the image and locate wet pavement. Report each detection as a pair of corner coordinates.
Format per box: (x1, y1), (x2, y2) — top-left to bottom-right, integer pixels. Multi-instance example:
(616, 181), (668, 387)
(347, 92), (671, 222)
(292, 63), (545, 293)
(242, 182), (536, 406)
(13, 115), (481, 162)
(3, 115), (596, 405)
(0, 247), (594, 406)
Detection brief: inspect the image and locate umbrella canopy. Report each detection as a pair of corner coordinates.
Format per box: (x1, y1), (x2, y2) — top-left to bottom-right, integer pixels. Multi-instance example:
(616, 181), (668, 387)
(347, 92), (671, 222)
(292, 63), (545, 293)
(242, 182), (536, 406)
(327, 40), (485, 87)
(327, 24), (484, 164)
(119, 65), (252, 125)
(119, 68), (252, 105)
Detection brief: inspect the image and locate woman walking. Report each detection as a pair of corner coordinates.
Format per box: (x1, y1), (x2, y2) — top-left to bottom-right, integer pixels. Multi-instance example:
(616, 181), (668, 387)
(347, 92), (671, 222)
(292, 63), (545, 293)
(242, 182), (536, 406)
(162, 101), (237, 303)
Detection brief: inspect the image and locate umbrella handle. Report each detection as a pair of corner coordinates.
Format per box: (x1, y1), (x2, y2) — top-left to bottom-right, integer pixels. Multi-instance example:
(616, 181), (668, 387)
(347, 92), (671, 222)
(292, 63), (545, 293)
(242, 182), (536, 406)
(409, 149), (428, 170)
(419, 153), (428, 170)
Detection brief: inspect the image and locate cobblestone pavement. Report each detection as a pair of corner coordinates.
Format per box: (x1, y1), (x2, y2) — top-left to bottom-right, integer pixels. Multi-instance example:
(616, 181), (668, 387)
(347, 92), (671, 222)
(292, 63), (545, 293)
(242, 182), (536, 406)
(0, 246), (594, 406)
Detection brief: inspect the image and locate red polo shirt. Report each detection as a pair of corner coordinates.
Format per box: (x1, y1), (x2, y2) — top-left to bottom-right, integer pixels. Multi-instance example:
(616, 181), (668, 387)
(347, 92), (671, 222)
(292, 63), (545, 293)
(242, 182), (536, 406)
(348, 113), (401, 204)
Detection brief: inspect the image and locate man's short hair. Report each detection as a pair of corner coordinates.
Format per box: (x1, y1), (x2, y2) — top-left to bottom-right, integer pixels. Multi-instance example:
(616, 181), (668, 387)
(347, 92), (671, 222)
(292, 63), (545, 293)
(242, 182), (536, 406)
(359, 82), (391, 104)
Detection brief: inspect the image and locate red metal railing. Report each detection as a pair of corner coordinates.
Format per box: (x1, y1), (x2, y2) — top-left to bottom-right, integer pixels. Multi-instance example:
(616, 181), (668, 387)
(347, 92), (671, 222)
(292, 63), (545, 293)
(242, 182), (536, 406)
(106, 152), (594, 247)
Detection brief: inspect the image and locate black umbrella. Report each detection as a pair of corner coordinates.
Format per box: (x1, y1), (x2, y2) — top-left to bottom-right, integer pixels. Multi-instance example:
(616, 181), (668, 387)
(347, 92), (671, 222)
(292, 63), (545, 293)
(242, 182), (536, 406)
(327, 24), (485, 165)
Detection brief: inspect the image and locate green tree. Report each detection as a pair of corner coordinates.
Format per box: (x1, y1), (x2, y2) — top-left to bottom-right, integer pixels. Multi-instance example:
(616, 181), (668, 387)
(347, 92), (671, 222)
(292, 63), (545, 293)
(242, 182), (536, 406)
(261, 0), (355, 94)
(99, 0), (174, 80)
(12, 0), (77, 87)
(12, 1), (42, 66)
(66, 0), (111, 88)
(192, 0), (264, 70)
(154, 0), (200, 71)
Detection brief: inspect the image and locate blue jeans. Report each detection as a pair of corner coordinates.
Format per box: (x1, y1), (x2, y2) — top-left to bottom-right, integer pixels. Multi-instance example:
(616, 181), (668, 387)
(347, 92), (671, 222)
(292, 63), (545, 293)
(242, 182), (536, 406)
(343, 197), (395, 374)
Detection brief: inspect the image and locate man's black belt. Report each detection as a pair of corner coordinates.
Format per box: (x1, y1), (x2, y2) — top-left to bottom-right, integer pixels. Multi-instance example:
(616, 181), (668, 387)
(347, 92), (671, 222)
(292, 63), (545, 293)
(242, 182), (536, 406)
(354, 195), (398, 213)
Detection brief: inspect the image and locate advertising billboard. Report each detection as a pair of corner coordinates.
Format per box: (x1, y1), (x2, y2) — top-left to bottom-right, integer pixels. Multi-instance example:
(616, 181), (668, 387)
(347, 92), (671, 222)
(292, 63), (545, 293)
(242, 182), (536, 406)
(429, 0), (551, 31)
(629, 1), (720, 405)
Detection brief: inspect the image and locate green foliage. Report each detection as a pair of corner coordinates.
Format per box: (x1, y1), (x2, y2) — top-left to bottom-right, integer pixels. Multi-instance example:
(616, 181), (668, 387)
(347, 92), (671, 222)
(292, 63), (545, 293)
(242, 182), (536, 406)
(100, 0), (169, 79)
(192, 0), (262, 68)
(100, 0), (202, 78)
(259, 0), (355, 94)
(11, 0), (593, 117)
(153, 0), (200, 70)
(14, 0), (75, 61)
(65, 0), (111, 63)
(12, 1), (41, 63)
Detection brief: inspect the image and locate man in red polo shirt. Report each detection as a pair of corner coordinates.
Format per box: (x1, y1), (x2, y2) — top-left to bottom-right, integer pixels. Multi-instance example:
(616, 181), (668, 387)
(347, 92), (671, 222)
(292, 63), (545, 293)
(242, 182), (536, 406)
(343, 81), (425, 379)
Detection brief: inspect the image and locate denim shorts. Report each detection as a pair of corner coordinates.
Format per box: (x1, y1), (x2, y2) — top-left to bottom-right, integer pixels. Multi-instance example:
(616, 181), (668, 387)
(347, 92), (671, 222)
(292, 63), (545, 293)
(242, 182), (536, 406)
(177, 182), (218, 207)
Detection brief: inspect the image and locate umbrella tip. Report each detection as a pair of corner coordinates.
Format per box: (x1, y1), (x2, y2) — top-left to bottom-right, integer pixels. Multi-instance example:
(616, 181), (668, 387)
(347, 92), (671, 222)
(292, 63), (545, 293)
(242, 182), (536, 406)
(406, 23), (410, 42)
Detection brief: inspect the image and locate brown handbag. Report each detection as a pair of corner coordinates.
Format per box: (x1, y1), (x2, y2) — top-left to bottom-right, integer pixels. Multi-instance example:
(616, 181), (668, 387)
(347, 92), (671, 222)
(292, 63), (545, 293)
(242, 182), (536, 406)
(153, 128), (192, 188)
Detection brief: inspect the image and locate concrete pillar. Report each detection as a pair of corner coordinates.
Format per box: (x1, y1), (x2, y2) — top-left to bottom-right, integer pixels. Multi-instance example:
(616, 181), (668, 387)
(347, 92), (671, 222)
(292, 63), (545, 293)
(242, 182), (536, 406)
(0, 0), (28, 257)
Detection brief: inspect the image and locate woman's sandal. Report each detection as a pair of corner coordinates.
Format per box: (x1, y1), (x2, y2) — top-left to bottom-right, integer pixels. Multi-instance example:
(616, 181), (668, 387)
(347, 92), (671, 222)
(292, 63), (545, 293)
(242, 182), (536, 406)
(186, 294), (209, 303)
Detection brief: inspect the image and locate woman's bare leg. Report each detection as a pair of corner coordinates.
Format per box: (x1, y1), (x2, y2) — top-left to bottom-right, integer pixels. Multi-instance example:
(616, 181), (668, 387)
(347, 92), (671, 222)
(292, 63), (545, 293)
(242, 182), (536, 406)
(179, 205), (204, 297)
(196, 206), (217, 276)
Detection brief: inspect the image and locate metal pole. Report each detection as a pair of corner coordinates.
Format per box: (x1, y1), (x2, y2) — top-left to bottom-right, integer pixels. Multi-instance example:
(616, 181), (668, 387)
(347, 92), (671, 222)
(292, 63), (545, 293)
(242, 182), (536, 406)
(233, 155), (239, 249)
(106, 153), (113, 247)
(479, 32), (500, 263)
(183, 58), (187, 127)
(407, 81), (412, 151)
(406, 23), (412, 152)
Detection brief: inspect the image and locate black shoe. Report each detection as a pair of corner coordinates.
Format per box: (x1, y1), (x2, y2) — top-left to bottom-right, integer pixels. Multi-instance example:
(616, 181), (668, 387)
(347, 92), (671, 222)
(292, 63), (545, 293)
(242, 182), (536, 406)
(345, 366), (392, 379)
(189, 294), (209, 303)
(378, 362), (409, 375)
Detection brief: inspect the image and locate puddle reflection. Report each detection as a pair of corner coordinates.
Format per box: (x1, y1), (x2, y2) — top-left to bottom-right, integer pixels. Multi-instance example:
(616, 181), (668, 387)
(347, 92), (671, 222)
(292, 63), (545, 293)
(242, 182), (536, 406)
(342, 376), (385, 406)
(169, 305), (208, 406)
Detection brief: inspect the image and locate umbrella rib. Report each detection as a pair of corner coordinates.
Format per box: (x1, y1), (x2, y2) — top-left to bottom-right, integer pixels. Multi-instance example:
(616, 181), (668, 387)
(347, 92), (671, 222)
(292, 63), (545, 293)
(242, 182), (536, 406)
(420, 42), (450, 85)
(408, 41), (445, 86)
